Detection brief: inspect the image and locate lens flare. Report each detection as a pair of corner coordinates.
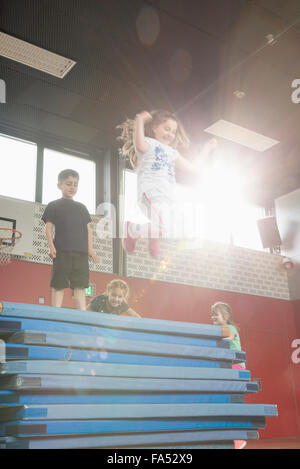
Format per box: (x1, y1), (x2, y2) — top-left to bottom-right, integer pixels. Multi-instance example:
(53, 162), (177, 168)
(136, 5), (160, 46)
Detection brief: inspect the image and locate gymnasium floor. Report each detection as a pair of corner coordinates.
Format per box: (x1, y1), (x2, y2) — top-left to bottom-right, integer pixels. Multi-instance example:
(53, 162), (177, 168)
(246, 437), (300, 449)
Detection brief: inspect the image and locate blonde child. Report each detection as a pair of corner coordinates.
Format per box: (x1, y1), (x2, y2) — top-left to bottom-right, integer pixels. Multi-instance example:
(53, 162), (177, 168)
(87, 279), (140, 317)
(117, 109), (217, 257)
(211, 301), (246, 450)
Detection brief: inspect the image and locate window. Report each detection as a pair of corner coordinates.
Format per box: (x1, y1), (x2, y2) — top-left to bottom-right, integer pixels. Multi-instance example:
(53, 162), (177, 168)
(0, 134), (37, 201)
(230, 204), (265, 250)
(42, 148), (96, 214)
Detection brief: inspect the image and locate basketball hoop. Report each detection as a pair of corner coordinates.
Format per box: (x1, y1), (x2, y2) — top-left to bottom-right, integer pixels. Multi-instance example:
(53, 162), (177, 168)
(0, 228), (22, 265)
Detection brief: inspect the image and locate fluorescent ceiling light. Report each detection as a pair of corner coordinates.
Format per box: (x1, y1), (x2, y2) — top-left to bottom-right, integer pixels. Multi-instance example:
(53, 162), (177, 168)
(0, 32), (76, 78)
(204, 119), (279, 151)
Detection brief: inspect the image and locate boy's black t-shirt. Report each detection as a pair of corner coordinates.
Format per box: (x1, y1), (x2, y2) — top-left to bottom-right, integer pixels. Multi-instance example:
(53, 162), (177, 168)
(42, 198), (92, 253)
(89, 294), (129, 315)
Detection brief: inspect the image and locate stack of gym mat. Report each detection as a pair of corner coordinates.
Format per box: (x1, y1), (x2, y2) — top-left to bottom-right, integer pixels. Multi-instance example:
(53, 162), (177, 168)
(0, 301), (277, 450)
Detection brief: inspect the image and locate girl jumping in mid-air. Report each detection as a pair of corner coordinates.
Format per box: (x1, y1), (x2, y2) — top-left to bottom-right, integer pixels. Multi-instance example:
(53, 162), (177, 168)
(117, 109), (217, 257)
(211, 301), (247, 450)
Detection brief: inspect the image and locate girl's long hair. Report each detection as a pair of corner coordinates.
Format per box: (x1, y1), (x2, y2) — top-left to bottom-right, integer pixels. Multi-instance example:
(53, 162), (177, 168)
(211, 302), (240, 331)
(116, 109), (189, 169)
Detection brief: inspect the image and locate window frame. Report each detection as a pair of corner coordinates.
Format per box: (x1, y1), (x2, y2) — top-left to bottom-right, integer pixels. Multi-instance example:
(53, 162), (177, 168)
(0, 126), (105, 209)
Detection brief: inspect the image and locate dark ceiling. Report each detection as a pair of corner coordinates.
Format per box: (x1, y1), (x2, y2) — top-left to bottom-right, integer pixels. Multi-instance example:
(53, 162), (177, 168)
(1, 0), (300, 207)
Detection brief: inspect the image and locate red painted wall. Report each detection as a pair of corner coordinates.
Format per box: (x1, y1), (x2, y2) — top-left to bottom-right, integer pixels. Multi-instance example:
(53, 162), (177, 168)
(0, 260), (300, 438)
(290, 299), (300, 435)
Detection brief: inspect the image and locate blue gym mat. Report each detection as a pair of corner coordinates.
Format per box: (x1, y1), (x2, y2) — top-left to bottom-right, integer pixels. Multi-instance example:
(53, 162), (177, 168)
(0, 390), (245, 405)
(3, 343), (231, 368)
(0, 416), (266, 437)
(0, 403), (278, 420)
(0, 316), (230, 348)
(0, 429), (259, 449)
(6, 329), (245, 363)
(0, 301), (230, 339)
(0, 436), (234, 449)
(0, 373), (258, 392)
(0, 360), (251, 380)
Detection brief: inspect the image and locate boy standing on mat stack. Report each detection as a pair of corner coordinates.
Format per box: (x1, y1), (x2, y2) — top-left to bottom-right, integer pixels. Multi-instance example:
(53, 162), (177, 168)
(42, 169), (99, 310)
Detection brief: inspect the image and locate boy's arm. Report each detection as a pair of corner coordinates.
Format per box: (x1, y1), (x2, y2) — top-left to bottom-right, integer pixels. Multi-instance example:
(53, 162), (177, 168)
(45, 221), (56, 259)
(133, 111), (152, 154)
(87, 223), (99, 263)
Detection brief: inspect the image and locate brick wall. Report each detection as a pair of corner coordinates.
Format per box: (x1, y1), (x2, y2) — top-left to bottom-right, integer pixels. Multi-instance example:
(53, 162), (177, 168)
(125, 238), (290, 300)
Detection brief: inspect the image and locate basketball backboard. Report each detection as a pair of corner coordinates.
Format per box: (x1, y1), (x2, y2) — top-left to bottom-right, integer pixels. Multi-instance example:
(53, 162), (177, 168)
(0, 195), (34, 257)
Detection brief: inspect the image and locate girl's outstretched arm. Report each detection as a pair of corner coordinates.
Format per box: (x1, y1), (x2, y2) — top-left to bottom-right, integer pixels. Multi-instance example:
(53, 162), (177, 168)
(175, 138), (218, 176)
(199, 137), (218, 163)
(134, 111), (152, 154)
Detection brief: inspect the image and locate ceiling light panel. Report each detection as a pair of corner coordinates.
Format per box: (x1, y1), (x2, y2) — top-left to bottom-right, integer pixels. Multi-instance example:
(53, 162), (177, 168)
(0, 32), (76, 78)
(204, 119), (279, 151)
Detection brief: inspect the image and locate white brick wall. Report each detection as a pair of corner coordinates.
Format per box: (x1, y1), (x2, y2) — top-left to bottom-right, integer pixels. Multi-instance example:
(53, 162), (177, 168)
(125, 238), (290, 300)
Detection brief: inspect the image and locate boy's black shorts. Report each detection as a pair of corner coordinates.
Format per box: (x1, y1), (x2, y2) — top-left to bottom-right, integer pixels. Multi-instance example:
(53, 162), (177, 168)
(51, 251), (89, 290)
